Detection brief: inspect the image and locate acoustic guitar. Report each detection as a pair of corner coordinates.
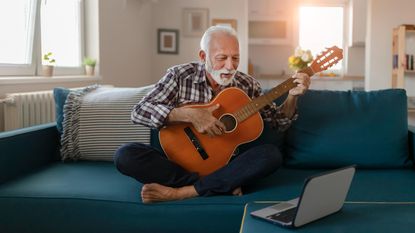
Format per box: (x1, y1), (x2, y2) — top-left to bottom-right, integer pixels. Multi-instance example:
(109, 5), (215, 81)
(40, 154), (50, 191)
(159, 46), (343, 176)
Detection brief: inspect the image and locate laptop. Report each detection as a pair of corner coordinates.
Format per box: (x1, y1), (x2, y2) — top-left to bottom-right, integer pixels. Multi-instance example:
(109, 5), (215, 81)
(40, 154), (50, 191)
(250, 165), (356, 228)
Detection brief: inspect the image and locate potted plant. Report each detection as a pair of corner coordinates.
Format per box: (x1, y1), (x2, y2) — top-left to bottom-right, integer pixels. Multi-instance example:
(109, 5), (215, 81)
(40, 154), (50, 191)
(83, 57), (97, 76)
(42, 52), (56, 77)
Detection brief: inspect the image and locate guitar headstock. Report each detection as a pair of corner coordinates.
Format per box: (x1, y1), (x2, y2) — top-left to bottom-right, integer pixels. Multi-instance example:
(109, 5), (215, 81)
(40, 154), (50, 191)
(309, 46), (344, 74)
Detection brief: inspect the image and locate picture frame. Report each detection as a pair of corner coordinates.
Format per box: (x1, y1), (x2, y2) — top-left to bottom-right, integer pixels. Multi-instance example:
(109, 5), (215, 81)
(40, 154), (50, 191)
(157, 29), (179, 54)
(212, 18), (237, 31)
(182, 8), (209, 37)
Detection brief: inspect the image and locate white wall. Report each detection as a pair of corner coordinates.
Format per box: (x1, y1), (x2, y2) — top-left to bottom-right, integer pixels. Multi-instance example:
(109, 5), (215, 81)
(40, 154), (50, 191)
(99, 0), (153, 87)
(150, 0), (248, 83)
(346, 47), (365, 76)
(365, 0), (415, 94)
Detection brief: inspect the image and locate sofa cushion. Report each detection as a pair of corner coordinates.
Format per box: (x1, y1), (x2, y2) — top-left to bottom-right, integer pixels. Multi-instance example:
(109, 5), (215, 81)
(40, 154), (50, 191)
(284, 89), (410, 168)
(1, 162), (415, 205)
(1, 162), (415, 233)
(60, 85), (154, 161)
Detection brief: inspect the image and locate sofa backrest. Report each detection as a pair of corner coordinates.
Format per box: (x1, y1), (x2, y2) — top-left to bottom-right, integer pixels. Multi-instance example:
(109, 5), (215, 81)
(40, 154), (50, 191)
(284, 89), (410, 168)
(150, 89), (412, 169)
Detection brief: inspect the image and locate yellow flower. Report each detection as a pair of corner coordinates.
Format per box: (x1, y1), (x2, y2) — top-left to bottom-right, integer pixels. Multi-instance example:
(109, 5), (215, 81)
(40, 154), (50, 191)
(288, 56), (296, 64)
(288, 47), (313, 71)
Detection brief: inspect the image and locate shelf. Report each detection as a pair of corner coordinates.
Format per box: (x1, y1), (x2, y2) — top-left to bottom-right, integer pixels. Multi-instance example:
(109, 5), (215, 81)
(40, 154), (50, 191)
(391, 69), (415, 74)
(391, 25), (415, 88)
(248, 38), (291, 46)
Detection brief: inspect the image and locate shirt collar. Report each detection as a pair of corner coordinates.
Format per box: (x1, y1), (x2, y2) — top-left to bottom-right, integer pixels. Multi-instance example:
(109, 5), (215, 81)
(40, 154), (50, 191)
(194, 62), (207, 84)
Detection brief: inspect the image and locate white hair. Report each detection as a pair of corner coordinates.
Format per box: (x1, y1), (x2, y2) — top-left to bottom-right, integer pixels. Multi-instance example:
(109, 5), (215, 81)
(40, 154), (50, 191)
(200, 25), (238, 53)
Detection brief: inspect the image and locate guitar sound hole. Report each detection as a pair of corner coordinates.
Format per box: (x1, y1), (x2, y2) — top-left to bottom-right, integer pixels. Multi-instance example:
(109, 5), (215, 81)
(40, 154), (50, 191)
(219, 114), (237, 133)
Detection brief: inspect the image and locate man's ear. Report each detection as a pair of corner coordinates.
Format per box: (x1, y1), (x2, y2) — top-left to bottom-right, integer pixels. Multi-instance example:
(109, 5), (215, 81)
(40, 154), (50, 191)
(199, 50), (206, 62)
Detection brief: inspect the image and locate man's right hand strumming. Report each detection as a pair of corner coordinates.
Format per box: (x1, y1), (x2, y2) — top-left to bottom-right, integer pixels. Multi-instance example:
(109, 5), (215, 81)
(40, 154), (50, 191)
(167, 104), (226, 137)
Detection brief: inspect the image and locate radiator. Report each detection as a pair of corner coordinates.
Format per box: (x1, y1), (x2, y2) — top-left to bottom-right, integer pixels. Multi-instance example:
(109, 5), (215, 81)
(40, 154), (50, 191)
(1, 90), (55, 131)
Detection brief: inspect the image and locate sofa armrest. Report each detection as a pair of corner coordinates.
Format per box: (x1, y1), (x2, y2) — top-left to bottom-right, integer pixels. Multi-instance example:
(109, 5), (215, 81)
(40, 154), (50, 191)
(0, 123), (60, 184)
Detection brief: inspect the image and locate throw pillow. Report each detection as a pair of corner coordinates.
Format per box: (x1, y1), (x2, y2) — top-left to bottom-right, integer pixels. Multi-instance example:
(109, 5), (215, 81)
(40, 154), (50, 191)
(284, 89), (410, 168)
(53, 87), (71, 134)
(60, 85), (154, 161)
(53, 85), (113, 134)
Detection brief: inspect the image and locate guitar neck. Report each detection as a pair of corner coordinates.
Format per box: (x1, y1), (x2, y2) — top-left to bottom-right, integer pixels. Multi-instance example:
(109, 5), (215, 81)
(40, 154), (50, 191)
(234, 66), (315, 122)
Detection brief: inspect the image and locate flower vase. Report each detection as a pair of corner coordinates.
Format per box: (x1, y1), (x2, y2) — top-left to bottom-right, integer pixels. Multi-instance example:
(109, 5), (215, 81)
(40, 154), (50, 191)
(85, 65), (95, 76)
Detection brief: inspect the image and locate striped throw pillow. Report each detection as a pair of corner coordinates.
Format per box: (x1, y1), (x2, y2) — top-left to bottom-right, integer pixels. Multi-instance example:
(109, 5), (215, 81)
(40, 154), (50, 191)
(61, 85), (154, 161)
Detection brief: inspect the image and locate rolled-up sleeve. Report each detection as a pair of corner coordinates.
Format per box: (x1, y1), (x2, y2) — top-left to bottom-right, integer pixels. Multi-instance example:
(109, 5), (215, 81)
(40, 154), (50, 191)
(252, 80), (298, 132)
(131, 71), (179, 129)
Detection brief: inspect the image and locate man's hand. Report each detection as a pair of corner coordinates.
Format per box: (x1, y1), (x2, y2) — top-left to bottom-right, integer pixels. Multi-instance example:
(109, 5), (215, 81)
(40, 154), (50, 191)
(167, 104), (226, 137)
(281, 72), (311, 119)
(289, 72), (311, 96)
(188, 104), (226, 137)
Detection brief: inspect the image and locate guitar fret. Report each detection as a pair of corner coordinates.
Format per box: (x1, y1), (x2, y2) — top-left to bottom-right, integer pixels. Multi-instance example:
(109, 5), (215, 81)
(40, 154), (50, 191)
(243, 110), (249, 120)
(245, 106), (251, 117)
(240, 108), (247, 121)
(236, 113), (242, 122)
(235, 111), (241, 122)
(248, 103), (255, 115)
(244, 104), (254, 120)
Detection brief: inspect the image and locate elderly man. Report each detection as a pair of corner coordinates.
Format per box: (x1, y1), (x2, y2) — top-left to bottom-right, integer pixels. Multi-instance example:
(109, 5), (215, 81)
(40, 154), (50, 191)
(115, 25), (310, 203)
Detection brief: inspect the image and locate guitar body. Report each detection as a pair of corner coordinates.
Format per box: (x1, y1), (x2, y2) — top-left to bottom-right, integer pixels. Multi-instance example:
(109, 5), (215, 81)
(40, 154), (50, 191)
(159, 87), (263, 176)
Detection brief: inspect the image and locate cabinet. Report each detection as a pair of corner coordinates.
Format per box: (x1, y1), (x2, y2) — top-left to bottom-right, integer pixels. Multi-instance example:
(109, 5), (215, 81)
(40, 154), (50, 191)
(392, 25), (415, 88)
(247, 0), (293, 45)
(248, 0), (289, 18)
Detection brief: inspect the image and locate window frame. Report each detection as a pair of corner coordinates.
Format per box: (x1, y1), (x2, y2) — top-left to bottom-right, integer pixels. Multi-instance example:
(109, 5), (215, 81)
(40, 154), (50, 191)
(0, 0), (85, 77)
(0, 0), (38, 76)
(298, 2), (346, 76)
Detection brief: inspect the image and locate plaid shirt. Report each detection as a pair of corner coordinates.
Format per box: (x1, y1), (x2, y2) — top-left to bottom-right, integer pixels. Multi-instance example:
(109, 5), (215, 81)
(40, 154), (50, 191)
(132, 62), (297, 131)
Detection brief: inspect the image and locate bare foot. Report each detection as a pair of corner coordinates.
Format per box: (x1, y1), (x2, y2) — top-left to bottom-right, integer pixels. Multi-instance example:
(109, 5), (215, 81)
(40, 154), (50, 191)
(141, 183), (198, 203)
(232, 187), (243, 196)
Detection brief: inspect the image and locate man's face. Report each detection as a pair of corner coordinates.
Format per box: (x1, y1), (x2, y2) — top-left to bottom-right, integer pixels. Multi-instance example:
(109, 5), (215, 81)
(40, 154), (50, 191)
(203, 34), (240, 86)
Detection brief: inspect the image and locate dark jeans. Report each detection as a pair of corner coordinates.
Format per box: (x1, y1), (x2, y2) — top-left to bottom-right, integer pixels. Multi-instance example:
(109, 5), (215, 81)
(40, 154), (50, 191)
(114, 143), (282, 196)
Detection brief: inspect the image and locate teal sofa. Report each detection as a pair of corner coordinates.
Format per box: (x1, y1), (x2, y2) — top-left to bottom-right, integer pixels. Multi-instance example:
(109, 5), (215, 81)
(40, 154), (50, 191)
(0, 89), (414, 233)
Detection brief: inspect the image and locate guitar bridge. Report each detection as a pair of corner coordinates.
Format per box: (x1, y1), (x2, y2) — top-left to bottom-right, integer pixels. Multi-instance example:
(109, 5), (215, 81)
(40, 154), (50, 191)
(184, 127), (209, 160)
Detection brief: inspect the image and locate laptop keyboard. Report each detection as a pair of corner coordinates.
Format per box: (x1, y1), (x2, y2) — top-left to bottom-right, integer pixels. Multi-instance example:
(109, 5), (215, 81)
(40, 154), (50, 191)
(267, 207), (297, 223)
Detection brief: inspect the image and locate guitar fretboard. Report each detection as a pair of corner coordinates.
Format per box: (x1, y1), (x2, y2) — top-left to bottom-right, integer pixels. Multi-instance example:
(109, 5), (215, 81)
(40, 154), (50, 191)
(234, 66), (315, 122)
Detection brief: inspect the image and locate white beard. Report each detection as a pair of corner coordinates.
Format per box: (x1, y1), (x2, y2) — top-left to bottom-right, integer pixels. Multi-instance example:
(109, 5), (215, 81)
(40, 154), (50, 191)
(205, 58), (236, 86)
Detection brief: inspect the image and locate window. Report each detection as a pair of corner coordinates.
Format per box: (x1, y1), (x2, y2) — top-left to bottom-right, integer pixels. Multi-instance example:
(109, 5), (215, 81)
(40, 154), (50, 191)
(41, 0), (83, 68)
(0, 0), (84, 76)
(0, 0), (37, 75)
(299, 6), (344, 72)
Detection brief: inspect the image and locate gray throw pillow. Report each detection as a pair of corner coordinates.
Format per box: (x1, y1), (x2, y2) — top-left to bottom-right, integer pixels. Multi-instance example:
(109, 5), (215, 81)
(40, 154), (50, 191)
(60, 85), (154, 161)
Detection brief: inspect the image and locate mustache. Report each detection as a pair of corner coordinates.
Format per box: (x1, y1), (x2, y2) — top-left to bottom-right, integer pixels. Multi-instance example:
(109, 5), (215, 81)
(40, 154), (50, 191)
(219, 69), (236, 75)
